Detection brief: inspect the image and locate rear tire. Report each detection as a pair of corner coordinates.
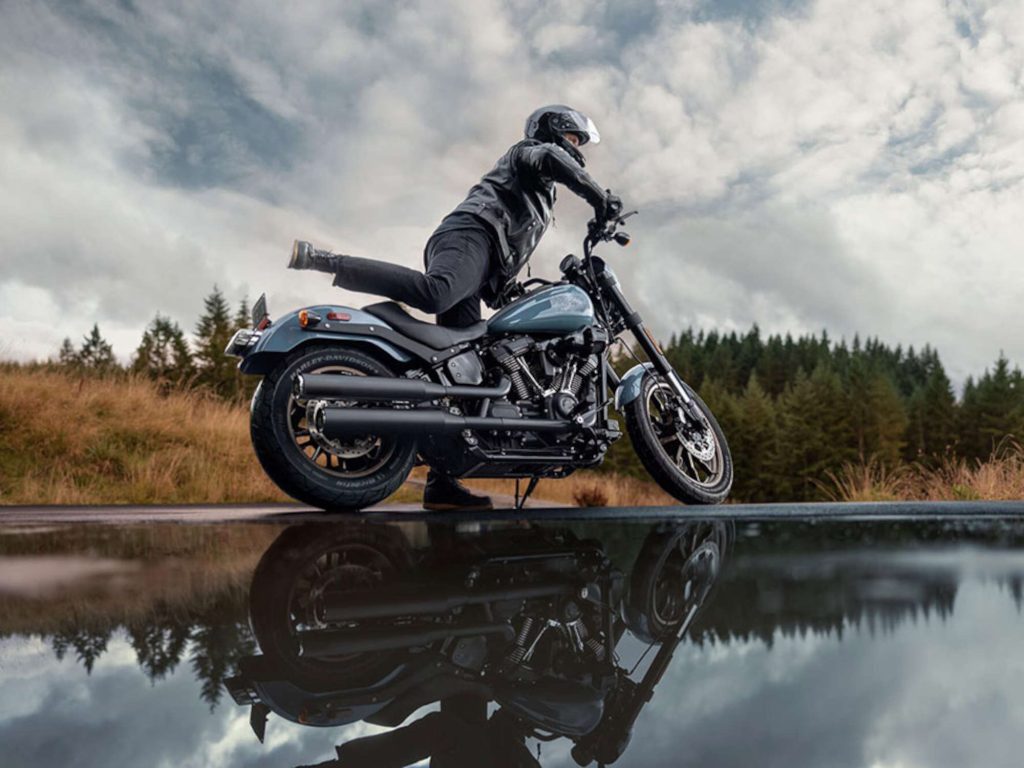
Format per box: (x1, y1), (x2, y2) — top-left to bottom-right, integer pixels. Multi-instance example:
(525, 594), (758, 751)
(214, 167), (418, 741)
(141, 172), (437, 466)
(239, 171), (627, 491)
(249, 523), (415, 690)
(624, 373), (733, 505)
(250, 345), (417, 510)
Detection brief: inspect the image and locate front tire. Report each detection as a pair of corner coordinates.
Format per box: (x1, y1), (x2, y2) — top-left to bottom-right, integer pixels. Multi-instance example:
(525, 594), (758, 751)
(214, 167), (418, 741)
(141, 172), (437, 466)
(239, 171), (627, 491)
(625, 522), (729, 642)
(250, 345), (417, 510)
(624, 373), (733, 505)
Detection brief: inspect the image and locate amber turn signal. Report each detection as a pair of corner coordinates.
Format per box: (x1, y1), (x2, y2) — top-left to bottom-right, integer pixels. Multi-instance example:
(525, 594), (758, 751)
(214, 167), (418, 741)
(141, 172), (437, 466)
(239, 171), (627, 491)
(298, 310), (322, 328)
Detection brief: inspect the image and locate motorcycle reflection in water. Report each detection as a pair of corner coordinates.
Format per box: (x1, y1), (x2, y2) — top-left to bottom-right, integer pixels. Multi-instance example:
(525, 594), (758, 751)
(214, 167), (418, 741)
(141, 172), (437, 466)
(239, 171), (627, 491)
(226, 520), (731, 767)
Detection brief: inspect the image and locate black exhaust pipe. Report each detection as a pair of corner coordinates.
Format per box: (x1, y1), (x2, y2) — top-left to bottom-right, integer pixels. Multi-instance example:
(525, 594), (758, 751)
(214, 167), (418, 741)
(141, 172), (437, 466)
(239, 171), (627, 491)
(319, 581), (576, 622)
(317, 407), (572, 437)
(296, 373), (511, 401)
(298, 622), (515, 657)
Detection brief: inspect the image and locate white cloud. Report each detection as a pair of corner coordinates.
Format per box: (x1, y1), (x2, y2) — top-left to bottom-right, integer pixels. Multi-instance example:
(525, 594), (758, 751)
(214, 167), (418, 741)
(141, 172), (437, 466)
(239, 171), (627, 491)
(0, 631), (395, 768)
(1, 0), (1023, 383)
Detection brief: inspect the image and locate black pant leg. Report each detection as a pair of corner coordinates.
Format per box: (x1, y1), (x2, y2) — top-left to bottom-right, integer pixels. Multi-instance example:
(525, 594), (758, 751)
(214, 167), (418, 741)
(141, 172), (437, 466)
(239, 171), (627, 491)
(424, 229), (491, 328)
(332, 229), (491, 327)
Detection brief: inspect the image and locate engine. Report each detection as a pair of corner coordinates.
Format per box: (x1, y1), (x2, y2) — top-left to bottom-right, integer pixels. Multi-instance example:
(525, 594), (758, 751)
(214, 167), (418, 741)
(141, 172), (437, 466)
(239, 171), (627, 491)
(487, 329), (608, 424)
(421, 329), (621, 477)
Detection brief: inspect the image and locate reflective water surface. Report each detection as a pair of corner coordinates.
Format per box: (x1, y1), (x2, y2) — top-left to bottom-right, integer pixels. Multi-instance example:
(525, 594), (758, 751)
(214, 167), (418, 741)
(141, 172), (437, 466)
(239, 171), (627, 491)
(2, 515), (1024, 767)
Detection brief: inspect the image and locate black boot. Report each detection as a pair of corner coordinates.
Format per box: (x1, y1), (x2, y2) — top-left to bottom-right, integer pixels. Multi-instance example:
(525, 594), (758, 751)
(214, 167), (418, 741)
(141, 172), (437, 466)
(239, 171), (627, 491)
(288, 240), (344, 273)
(423, 470), (493, 511)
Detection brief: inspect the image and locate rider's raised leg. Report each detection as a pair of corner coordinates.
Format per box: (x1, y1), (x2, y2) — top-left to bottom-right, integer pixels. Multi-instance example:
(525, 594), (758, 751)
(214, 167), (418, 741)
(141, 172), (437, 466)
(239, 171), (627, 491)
(328, 228), (492, 324)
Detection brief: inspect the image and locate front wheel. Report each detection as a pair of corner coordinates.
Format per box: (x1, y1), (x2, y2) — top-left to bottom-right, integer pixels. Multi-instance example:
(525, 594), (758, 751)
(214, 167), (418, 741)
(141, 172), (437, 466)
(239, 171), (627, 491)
(250, 345), (417, 510)
(623, 373), (733, 505)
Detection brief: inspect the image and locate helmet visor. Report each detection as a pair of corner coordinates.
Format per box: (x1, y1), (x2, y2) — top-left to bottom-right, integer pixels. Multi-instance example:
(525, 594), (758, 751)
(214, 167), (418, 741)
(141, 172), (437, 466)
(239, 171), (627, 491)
(566, 109), (601, 145)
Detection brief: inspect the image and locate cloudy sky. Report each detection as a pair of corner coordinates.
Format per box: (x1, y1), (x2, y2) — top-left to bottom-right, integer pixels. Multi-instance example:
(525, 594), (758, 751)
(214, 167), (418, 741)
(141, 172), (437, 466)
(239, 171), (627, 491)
(2, 0), (1022, 384)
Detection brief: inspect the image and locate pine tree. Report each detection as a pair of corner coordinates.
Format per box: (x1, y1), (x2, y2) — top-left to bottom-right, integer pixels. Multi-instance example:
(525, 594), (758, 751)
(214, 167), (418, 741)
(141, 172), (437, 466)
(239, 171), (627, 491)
(57, 337), (79, 367)
(959, 376), (981, 459)
(698, 378), (740, 446)
(190, 618), (255, 710)
(731, 375), (780, 502)
(77, 324), (118, 374)
(194, 287), (237, 398)
(51, 627), (112, 674)
(846, 356), (874, 460)
(755, 335), (789, 398)
(132, 314), (195, 389)
(127, 619), (190, 681)
(861, 372), (908, 465)
(962, 355), (1024, 459)
(706, 342), (739, 393)
(846, 358), (908, 464)
(234, 297), (251, 331)
(905, 355), (957, 464)
(772, 364), (855, 500)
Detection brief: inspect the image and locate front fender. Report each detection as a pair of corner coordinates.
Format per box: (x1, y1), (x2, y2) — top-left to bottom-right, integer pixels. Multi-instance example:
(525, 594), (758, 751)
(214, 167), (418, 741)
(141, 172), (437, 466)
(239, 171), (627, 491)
(613, 362), (656, 410)
(239, 305), (412, 375)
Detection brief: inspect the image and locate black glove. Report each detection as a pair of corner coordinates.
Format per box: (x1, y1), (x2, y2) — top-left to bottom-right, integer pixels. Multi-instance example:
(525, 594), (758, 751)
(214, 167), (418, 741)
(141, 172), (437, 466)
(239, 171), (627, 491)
(600, 190), (623, 222)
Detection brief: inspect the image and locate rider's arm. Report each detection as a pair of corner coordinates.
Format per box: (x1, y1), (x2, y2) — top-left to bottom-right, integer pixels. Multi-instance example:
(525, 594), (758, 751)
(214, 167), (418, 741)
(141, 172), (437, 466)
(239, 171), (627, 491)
(516, 143), (608, 212)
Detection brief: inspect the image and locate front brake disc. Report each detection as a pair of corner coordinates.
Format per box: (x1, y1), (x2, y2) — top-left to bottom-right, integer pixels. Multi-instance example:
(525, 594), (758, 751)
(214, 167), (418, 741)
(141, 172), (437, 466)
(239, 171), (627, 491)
(675, 407), (716, 462)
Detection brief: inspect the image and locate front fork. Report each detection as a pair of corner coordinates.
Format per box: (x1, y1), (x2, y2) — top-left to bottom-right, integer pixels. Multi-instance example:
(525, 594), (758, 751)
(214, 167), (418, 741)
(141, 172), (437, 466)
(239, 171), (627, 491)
(598, 272), (702, 421)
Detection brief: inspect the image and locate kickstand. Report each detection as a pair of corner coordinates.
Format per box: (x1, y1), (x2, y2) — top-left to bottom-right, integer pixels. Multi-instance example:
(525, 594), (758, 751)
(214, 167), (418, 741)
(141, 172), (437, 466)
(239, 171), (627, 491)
(515, 476), (540, 510)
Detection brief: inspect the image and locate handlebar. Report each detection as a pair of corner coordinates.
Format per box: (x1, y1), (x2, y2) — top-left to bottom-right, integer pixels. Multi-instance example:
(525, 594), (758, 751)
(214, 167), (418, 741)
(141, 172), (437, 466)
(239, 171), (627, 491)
(587, 209), (638, 249)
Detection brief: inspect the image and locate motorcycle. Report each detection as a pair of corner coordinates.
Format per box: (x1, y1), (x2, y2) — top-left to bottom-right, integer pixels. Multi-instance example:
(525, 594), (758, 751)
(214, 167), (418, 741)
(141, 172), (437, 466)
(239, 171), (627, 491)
(226, 519), (730, 766)
(225, 212), (733, 510)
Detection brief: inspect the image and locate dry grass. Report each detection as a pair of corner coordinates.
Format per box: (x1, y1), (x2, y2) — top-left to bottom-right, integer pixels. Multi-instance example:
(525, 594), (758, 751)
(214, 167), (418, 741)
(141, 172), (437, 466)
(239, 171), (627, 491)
(1, 365), (670, 507)
(826, 443), (1024, 502)
(0, 365), (290, 504)
(0, 524), (279, 635)
(820, 459), (912, 502)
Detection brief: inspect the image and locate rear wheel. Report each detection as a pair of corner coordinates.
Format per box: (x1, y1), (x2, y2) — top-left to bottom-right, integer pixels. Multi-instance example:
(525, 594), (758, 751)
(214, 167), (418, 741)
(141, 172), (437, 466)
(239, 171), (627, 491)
(624, 373), (733, 505)
(249, 523), (415, 690)
(250, 345), (417, 510)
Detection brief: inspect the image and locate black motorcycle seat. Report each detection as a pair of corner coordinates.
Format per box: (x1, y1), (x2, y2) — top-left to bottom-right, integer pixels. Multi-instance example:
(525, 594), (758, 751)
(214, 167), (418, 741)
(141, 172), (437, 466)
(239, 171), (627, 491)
(362, 301), (487, 350)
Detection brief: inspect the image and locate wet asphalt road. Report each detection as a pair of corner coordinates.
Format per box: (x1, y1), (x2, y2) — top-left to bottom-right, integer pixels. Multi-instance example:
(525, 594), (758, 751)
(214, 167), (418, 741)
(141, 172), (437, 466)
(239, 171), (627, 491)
(2, 499), (1024, 524)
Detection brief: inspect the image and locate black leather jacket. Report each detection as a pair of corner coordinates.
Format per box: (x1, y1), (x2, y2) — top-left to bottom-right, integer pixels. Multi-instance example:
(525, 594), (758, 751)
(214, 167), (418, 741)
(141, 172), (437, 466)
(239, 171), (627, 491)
(435, 139), (608, 289)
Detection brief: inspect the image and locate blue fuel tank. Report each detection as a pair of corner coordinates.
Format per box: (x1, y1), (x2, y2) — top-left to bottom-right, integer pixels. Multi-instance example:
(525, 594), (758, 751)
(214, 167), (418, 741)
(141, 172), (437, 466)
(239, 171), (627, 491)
(487, 284), (595, 335)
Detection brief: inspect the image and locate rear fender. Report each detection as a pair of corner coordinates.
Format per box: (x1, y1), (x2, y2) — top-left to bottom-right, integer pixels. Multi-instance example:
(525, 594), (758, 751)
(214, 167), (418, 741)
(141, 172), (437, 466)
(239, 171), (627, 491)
(238, 305), (412, 375)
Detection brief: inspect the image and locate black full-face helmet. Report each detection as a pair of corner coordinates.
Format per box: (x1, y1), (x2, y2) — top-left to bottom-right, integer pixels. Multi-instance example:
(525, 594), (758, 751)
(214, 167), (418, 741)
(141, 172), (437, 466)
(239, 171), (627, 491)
(524, 105), (600, 164)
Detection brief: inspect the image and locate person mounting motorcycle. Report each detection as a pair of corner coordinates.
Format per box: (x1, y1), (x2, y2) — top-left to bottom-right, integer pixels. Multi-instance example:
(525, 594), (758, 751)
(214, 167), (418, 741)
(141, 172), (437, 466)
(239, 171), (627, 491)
(288, 105), (624, 511)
